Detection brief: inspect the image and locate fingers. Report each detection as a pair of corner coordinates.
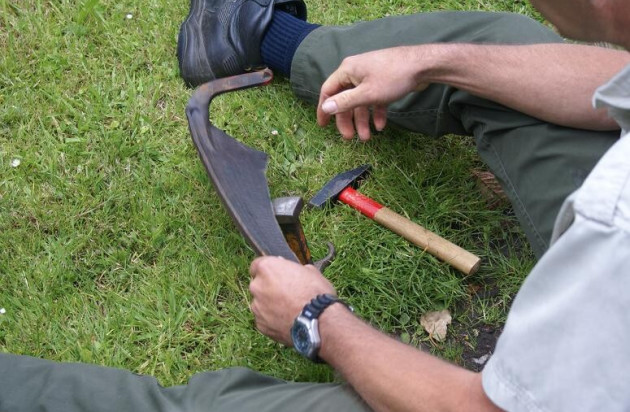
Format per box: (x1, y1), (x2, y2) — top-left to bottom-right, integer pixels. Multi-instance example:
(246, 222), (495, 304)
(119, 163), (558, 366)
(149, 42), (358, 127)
(249, 301), (259, 318)
(316, 93), (333, 127)
(319, 84), (386, 141)
(317, 63), (373, 128)
(373, 105), (387, 132)
(317, 66), (388, 140)
(249, 256), (333, 346)
(354, 106), (371, 141)
(317, 66), (354, 127)
(319, 87), (368, 119)
(329, 105), (386, 141)
(249, 256), (264, 278)
(250, 255), (285, 271)
(335, 111), (356, 140)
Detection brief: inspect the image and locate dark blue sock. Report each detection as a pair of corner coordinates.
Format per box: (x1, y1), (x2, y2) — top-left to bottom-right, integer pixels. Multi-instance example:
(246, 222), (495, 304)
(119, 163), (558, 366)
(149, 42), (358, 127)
(261, 11), (319, 78)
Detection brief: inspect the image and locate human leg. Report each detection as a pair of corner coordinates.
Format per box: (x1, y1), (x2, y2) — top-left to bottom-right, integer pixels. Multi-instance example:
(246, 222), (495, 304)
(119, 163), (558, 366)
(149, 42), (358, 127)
(0, 353), (370, 412)
(291, 11), (618, 257)
(452, 93), (618, 256)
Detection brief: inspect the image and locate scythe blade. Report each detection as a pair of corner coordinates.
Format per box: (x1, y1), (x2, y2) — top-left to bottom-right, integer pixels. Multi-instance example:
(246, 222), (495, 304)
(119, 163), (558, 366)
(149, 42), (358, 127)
(185, 69), (299, 262)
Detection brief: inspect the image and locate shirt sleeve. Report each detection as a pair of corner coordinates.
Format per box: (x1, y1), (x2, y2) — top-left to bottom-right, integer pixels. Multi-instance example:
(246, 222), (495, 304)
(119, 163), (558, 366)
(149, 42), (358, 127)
(482, 134), (630, 412)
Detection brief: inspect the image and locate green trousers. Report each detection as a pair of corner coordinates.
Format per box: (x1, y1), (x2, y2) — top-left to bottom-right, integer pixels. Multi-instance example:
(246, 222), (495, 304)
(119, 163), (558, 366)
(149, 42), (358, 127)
(0, 354), (368, 412)
(1, 11), (619, 412)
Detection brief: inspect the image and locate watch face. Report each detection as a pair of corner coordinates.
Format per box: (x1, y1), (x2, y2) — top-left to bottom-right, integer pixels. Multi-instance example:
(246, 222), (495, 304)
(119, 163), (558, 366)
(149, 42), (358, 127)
(291, 320), (312, 355)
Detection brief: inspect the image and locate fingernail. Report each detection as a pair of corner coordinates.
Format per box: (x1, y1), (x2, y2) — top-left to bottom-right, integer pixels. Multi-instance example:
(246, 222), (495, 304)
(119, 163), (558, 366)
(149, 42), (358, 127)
(321, 100), (338, 114)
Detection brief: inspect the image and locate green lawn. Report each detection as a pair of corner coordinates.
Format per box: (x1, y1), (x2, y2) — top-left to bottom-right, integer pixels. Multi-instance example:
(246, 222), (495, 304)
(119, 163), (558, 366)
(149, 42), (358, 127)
(1, 0), (541, 385)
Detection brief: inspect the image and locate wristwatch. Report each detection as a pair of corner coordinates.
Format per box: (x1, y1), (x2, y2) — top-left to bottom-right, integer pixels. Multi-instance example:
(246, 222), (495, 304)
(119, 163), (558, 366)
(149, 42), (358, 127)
(290, 293), (352, 362)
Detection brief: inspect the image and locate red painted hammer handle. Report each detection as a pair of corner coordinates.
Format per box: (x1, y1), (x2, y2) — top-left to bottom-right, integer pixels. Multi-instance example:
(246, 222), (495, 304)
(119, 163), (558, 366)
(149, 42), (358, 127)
(338, 187), (481, 275)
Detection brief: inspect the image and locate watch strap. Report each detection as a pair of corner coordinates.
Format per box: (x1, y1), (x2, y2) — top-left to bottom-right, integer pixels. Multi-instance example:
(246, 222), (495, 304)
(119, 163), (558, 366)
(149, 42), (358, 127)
(301, 293), (352, 320)
(295, 294), (352, 363)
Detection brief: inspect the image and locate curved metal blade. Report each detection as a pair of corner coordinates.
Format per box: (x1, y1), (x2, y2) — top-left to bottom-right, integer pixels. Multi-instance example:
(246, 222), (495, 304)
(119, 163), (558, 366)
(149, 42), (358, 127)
(185, 70), (299, 262)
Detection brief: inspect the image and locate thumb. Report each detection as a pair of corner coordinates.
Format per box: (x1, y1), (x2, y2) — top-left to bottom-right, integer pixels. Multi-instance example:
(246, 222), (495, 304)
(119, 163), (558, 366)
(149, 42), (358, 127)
(320, 86), (371, 115)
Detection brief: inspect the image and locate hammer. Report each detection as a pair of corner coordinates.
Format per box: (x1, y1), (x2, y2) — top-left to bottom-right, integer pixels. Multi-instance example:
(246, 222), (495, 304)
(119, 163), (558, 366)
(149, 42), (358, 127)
(309, 165), (481, 275)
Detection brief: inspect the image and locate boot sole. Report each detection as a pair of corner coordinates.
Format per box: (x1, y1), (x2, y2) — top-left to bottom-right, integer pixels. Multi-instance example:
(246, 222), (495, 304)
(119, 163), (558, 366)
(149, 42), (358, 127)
(177, 0), (214, 86)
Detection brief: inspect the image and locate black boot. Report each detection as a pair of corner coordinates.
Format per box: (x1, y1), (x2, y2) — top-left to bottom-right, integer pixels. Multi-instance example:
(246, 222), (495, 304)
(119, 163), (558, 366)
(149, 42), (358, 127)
(177, 0), (307, 87)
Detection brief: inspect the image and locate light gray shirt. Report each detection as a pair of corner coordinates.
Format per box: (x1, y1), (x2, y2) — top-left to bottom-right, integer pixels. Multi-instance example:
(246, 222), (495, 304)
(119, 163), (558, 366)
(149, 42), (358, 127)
(482, 64), (630, 412)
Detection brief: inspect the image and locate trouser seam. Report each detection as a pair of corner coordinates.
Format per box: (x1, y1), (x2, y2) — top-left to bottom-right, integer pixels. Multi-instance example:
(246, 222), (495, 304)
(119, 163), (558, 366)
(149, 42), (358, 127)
(388, 109), (439, 117)
(292, 86), (319, 102)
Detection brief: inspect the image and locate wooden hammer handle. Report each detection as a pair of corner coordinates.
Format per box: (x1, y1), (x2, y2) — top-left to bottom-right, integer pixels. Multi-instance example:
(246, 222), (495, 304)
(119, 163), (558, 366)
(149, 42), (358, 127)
(339, 187), (481, 275)
(374, 207), (480, 275)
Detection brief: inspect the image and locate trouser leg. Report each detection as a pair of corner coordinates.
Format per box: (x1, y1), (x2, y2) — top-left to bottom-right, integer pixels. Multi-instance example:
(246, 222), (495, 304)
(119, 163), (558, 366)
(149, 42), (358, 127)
(290, 11), (618, 257)
(450, 93), (618, 257)
(0, 354), (370, 412)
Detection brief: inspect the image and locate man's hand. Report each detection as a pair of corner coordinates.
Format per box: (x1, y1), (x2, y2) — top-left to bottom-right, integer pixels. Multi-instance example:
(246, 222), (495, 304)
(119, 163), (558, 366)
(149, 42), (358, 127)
(319, 43), (628, 136)
(249, 257), (501, 412)
(249, 256), (336, 345)
(317, 46), (428, 141)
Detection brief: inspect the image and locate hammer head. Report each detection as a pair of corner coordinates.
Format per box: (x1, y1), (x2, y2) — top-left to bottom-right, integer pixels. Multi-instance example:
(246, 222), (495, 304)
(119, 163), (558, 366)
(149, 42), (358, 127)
(309, 164), (372, 208)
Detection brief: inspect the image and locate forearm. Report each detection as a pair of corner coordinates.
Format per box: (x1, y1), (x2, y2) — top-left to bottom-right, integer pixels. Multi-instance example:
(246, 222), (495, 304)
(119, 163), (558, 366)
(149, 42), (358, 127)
(249, 258), (499, 411)
(319, 305), (501, 412)
(415, 43), (629, 130)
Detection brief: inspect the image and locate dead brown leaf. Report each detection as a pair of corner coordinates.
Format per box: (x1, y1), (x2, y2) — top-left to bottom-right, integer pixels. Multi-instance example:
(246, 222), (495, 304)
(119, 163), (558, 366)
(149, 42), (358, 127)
(471, 169), (509, 209)
(420, 310), (452, 342)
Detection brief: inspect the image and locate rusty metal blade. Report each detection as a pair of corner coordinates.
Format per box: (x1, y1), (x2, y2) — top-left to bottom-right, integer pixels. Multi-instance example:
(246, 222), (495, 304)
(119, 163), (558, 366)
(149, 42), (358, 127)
(185, 70), (299, 262)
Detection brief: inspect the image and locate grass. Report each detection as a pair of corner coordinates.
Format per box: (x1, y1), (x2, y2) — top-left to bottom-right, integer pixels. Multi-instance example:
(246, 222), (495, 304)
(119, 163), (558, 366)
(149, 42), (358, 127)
(1, 0), (542, 385)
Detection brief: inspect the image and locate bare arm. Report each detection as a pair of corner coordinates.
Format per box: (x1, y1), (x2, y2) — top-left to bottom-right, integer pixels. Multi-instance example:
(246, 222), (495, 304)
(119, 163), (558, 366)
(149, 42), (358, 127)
(318, 43), (630, 140)
(249, 257), (502, 412)
(318, 304), (501, 412)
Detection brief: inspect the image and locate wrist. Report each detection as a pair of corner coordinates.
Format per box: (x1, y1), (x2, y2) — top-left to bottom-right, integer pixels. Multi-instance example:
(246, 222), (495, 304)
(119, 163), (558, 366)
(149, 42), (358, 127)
(410, 43), (465, 86)
(290, 294), (353, 362)
(317, 302), (357, 362)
